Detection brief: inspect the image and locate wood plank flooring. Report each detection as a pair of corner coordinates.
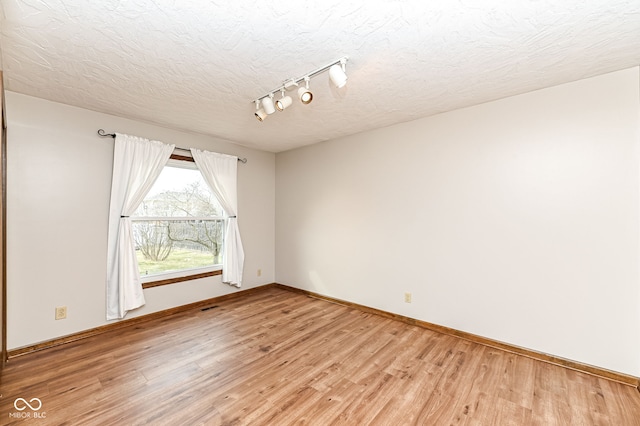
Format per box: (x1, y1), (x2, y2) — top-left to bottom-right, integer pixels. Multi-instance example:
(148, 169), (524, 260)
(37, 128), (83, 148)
(1, 286), (639, 425)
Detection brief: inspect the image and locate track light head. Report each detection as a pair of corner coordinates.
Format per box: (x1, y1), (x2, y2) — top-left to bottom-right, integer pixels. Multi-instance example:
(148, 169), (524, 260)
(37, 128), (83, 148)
(298, 77), (313, 105)
(329, 61), (348, 88)
(255, 100), (267, 121)
(255, 109), (267, 121)
(262, 94), (276, 114)
(276, 90), (293, 111)
(298, 88), (313, 104)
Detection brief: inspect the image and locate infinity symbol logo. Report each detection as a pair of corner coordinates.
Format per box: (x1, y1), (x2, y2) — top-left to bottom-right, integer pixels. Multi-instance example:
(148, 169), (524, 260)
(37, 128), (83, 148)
(14, 398), (43, 411)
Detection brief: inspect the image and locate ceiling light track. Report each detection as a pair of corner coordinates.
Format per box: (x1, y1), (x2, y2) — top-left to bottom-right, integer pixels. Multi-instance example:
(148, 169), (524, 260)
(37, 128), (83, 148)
(252, 56), (348, 121)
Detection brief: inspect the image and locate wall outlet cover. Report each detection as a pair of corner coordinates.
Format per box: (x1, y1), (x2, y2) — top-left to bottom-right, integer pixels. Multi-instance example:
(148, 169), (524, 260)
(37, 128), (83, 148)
(55, 306), (67, 320)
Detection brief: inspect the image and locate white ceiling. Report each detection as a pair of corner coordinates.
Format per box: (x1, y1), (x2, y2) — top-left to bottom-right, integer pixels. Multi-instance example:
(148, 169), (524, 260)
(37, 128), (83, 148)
(1, 1), (639, 153)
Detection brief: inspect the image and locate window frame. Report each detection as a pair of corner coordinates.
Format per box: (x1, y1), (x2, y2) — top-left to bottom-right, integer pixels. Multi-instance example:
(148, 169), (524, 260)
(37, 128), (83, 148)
(134, 153), (225, 288)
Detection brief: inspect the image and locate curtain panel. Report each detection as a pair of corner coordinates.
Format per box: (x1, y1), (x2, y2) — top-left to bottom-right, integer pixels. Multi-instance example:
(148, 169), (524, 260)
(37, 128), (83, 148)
(106, 134), (174, 320)
(191, 148), (245, 287)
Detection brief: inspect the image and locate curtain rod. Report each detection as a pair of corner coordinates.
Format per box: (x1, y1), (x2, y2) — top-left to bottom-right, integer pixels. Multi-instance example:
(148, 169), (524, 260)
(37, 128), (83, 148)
(97, 129), (247, 163)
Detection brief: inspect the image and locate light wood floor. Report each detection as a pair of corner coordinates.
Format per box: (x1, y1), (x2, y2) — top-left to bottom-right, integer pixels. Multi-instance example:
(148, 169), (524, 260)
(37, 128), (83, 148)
(1, 286), (639, 425)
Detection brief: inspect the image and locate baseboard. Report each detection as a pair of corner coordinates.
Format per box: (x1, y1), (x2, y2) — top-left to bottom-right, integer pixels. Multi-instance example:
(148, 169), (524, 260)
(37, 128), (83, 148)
(7, 284), (277, 360)
(274, 283), (640, 388)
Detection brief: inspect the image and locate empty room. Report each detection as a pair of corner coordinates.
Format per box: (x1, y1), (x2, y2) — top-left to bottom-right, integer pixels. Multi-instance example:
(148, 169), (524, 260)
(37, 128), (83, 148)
(1, 1), (640, 424)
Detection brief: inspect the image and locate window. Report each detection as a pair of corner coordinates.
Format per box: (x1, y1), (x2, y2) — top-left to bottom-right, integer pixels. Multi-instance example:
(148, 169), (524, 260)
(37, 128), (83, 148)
(131, 159), (225, 285)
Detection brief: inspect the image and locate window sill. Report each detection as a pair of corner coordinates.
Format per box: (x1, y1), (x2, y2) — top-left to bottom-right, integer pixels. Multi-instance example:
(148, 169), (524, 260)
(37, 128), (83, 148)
(142, 269), (222, 289)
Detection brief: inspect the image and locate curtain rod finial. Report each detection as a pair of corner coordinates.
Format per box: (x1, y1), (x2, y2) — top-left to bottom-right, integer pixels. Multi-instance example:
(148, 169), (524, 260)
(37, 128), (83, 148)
(97, 129), (116, 138)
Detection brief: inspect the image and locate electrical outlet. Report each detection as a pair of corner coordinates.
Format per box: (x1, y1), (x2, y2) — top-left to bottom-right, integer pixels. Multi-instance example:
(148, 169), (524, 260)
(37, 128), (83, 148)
(404, 292), (412, 303)
(257, 269), (262, 277)
(55, 306), (67, 320)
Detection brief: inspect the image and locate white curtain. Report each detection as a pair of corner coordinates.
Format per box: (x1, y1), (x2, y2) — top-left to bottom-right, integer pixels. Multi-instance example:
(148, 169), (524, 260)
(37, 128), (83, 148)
(191, 148), (245, 287)
(106, 134), (175, 320)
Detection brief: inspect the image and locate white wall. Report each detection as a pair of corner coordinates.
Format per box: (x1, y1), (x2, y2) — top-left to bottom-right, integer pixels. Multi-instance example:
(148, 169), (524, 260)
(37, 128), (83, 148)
(276, 67), (640, 376)
(6, 92), (275, 349)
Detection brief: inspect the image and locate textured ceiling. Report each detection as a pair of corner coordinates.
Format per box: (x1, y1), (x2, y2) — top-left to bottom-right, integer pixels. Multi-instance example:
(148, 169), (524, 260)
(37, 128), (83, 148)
(1, 0), (639, 152)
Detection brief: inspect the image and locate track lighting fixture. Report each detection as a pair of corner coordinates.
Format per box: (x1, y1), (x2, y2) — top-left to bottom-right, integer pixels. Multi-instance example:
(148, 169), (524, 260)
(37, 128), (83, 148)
(262, 94), (276, 115)
(298, 77), (313, 105)
(254, 100), (267, 121)
(329, 58), (348, 88)
(251, 56), (348, 122)
(275, 89), (292, 111)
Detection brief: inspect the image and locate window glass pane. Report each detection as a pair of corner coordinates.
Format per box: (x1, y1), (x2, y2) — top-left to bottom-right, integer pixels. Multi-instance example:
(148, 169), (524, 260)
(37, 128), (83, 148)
(133, 164), (223, 218)
(133, 219), (224, 276)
